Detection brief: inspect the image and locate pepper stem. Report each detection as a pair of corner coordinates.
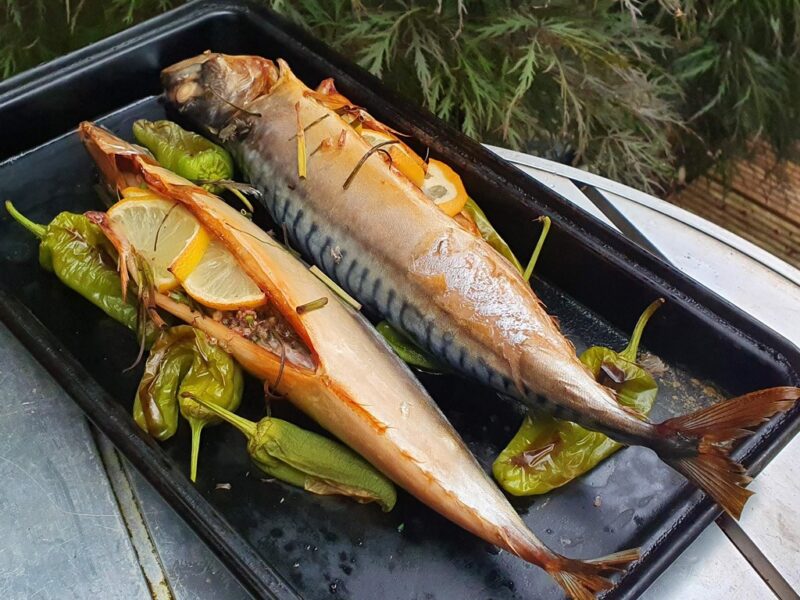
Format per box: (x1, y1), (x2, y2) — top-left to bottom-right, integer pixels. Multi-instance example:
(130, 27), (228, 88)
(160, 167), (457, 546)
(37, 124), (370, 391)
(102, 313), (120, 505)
(620, 298), (665, 362)
(523, 216), (551, 282)
(230, 187), (254, 213)
(189, 418), (204, 483)
(5, 201), (46, 239)
(180, 392), (256, 438)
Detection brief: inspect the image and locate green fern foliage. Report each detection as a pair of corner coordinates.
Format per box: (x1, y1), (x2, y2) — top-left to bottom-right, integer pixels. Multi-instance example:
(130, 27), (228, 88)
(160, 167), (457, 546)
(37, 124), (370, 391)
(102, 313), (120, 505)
(661, 0), (800, 177)
(2, 0), (800, 192)
(270, 0), (682, 191)
(0, 0), (174, 78)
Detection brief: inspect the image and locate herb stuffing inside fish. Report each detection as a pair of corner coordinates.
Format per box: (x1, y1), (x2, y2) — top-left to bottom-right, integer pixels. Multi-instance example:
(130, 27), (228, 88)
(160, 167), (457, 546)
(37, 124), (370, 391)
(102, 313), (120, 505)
(162, 52), (799, 597)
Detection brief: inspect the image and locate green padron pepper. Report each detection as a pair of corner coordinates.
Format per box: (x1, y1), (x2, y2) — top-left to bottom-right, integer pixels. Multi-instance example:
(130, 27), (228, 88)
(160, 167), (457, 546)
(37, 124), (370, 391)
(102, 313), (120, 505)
(133, 325), (243, 482)
(5, 202), (144, 334)
(132, 119), (233, 193)
(178, 327), (243, 482)
(462, 198), (524, 273)
(186, 393), (397, 511)
(133, 326), (195, 441)
(376, 321), (444, 372)
(493, 298), (664, 496)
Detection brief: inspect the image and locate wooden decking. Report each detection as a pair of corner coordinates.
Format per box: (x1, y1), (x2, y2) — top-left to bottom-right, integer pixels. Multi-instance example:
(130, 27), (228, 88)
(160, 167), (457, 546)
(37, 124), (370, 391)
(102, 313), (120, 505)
(669, 141), (800, 269)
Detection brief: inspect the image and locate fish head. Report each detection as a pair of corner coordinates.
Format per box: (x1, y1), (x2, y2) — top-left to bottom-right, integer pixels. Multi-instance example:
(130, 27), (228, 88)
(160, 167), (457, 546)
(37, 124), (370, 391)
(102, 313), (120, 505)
(78, 121), (153, 192)
(161, 52), (278, 140)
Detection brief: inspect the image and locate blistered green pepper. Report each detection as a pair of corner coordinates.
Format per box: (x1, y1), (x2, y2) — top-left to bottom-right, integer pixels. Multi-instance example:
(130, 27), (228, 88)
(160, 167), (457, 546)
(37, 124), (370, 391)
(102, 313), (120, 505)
(376, 321), (444, 372)
(186, 393), (397, 511)
(5, 202), (144, 333)
(132, 120), (234, 192)
(133, 326), (194, 441)
(178, 327), (243, 482)
(133, 325), (243, 481)
(493, 298), (664, 495)
(462, 198), (523, 273)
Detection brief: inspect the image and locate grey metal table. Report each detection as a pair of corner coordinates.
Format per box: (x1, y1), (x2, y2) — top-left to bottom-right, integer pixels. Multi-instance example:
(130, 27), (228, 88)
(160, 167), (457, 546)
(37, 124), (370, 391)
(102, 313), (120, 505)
(1, 148), (798, 599)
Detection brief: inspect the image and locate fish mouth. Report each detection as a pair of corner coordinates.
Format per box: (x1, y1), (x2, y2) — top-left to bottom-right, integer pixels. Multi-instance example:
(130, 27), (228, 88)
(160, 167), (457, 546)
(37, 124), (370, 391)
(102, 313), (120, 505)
(161, 51), (278, 135)
(161, 54), (207, 107)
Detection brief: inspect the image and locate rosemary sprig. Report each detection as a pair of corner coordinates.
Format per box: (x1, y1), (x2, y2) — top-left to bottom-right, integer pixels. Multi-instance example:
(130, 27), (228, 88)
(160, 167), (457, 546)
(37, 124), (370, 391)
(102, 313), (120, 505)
(309, 265), (361, 311)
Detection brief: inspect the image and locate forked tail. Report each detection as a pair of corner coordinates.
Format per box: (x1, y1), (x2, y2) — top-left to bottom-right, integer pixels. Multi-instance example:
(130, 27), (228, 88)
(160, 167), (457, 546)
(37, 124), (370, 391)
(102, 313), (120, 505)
(546, 548), (640, 600)
(657, 386), (799, 519)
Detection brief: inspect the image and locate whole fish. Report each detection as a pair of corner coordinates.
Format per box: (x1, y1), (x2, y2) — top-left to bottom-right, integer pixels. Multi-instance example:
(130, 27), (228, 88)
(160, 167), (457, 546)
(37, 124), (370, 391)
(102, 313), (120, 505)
(80, 122), (638, 600)
(163, 46), (797, 568)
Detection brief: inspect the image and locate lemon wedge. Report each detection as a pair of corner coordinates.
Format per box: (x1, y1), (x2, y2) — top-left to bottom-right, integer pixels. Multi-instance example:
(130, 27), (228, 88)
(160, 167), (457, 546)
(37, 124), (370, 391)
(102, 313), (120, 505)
(360, 128), (427, 188)
(108, 189), (210, 291)
(422, 159), (468, 217)
(177, 238), (266, 310)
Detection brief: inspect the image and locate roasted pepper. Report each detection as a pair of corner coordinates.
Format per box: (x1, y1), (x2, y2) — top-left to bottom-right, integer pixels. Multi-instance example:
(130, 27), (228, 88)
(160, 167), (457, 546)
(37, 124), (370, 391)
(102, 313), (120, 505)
(133, 325), (243, 481)
(133, 326), (194, 441)
(376, 321), (444, 372)
(493, 298), (664, 495)
(5, 202), (144, 334)
(132, 119), (234, 192)
(186, 393), (397, 511)
(178, 327), (243, 482)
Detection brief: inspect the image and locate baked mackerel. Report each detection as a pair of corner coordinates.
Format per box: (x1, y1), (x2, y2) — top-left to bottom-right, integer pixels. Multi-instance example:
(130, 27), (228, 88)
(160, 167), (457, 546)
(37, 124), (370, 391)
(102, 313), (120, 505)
(162, 50), (798, 558)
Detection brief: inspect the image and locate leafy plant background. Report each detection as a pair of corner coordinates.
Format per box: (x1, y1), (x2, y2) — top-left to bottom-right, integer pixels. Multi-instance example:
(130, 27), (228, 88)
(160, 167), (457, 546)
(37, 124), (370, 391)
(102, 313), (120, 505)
(2, 0), (799, 192)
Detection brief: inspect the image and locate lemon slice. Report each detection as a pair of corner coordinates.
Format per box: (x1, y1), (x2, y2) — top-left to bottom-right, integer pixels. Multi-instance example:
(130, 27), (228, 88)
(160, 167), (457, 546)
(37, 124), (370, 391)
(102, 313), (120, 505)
(177, 238), (266, 310)
(422, 159), (468, 217)
(360, 128), (426, 188)
(108, 189), (210, 291)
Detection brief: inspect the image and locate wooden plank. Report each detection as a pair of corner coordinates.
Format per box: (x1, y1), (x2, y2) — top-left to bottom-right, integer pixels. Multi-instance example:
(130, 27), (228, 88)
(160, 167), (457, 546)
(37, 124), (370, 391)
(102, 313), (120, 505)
(0, 323), (151, 600)
(691, 178), (800, 236)
(709, 155), (800, 222)
(669, 143), (800, 270)
(678, 175), (800, 225)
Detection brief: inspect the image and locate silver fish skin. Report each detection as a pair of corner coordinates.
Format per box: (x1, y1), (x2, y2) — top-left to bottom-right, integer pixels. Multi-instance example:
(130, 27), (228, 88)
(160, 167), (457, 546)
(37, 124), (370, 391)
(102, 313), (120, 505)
(162, 53), (799, 529)
(157, 55), (647, 600)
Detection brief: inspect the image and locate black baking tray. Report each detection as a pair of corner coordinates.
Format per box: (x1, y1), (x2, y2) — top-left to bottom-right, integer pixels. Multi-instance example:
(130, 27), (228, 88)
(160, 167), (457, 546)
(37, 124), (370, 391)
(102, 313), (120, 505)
(0, 2), (798, 598)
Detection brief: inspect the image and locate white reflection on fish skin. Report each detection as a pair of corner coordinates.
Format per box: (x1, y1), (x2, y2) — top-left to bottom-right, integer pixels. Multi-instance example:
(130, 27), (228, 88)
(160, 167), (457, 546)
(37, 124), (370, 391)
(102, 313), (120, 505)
(400, 400), (411, 418)
(410, 231), (537, 346)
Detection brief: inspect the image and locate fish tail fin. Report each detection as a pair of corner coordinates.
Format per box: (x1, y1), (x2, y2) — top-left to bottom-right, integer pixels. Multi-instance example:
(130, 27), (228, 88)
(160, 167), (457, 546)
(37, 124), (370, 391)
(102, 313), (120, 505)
(547, 548), (640, 600)
(658, 386), (799, 519)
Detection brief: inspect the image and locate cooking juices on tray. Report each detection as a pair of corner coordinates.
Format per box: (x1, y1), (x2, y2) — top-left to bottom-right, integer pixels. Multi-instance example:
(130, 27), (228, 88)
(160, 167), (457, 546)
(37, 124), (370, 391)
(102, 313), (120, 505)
(162, 50), (798, 530)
